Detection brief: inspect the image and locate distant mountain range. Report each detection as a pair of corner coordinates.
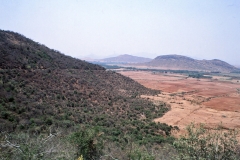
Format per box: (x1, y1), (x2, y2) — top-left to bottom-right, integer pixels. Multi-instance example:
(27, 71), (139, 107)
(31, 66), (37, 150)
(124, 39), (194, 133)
(99, 54), (152, 63)
(99, 54), (238, 72)
(142, 55), (238, 72)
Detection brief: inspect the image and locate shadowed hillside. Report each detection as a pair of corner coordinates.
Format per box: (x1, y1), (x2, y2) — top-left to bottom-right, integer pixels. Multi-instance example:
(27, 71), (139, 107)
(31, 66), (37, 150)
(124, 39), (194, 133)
(143, 55), (238, 72)
(0, 30), (173, 145)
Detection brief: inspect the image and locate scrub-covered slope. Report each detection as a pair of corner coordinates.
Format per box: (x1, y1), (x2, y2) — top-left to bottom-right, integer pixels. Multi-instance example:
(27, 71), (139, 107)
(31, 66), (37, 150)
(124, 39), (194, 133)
(0, 30), (172, 144)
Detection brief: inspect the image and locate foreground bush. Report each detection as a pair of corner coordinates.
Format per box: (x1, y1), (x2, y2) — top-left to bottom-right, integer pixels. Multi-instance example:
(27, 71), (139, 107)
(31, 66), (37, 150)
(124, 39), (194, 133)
(173, 123), (240, 160)
(68, 127), (103, 160)
(2, 123), (239, 160)
(0, 130), (75, 160)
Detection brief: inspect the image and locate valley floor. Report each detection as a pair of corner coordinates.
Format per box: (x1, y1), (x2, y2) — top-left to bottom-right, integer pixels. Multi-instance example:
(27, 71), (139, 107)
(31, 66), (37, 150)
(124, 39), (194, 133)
(119, 71), (240, 137)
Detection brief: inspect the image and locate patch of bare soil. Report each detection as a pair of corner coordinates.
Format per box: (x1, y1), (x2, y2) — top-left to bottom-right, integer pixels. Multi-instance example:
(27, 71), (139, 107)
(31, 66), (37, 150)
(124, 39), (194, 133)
(120, 71), (240, 136)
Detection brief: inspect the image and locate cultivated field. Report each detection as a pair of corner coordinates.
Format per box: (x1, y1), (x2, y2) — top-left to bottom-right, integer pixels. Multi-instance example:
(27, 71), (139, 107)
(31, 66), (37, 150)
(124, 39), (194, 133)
(120, 71), (240, 135)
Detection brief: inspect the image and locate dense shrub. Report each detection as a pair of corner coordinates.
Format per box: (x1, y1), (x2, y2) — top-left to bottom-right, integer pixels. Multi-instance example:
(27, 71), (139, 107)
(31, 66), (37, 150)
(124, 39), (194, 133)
(68, 127), (103, 160)
(173, 123), (240, 160)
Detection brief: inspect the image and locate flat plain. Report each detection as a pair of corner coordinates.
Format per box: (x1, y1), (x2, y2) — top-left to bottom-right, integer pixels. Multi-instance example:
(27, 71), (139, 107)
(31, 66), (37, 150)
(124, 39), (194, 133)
(120, 71), (240, 136)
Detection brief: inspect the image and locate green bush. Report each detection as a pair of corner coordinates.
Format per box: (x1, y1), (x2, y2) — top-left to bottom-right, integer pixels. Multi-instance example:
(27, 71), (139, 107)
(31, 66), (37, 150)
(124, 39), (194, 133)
(45, 118), (53, 125)
(128, 147), (155, 160)
(1, 111), (10, 119)
(68, 127), (103, 160)
(173, 123), (240, 160)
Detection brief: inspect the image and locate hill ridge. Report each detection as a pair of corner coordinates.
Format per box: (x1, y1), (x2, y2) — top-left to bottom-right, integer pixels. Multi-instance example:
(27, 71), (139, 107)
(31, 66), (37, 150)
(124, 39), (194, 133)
(144, 54), (238, 72)
(100, 54), (152, 63)
(0, 30), (103, 70)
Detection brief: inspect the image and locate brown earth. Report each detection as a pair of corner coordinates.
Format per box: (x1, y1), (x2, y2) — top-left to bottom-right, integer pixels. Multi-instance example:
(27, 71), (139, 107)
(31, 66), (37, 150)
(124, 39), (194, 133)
(120, 71), (240, 136)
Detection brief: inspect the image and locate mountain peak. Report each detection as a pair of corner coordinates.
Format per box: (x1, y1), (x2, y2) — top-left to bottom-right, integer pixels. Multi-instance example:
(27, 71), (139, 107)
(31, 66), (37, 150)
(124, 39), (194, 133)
(145, 54), (238, 72)
(155, 55), (194, 61)
(100, 54), (152, 63)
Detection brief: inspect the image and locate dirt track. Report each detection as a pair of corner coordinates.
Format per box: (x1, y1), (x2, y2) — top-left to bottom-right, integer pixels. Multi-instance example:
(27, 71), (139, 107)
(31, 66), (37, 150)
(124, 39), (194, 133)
(120, 71), (240, 133)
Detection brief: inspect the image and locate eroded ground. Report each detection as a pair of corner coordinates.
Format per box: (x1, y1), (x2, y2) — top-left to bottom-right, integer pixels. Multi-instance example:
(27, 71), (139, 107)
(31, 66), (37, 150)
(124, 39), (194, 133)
(120, 71), (240, 135)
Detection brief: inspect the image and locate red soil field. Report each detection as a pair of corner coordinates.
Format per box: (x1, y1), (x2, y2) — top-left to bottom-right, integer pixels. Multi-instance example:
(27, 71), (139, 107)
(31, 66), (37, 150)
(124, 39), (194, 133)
(120, 71), (240, 133)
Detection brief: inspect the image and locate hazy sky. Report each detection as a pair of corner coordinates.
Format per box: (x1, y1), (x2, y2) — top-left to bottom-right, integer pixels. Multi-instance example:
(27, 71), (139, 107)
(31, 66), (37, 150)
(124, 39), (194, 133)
(1, 0), (240, 65)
